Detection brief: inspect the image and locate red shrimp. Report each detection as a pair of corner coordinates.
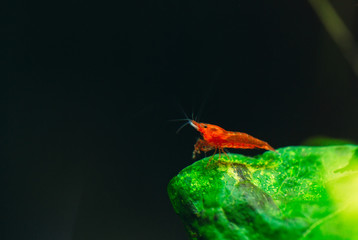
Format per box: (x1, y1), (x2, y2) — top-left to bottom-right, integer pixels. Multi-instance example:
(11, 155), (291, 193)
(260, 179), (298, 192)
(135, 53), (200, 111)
(190, 120), (276, 163)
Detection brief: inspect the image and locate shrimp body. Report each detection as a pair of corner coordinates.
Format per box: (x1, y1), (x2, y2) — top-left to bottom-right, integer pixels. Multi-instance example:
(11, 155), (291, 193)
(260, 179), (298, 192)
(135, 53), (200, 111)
(190, 120), (275, 159)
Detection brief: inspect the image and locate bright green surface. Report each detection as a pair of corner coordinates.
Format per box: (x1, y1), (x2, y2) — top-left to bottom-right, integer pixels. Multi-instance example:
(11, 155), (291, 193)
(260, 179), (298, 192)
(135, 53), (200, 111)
(168, 145), (358, 240)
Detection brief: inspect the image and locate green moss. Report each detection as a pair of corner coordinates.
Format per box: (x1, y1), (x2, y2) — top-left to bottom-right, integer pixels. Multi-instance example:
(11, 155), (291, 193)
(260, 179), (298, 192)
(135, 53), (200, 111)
(168, 145), (358, 240)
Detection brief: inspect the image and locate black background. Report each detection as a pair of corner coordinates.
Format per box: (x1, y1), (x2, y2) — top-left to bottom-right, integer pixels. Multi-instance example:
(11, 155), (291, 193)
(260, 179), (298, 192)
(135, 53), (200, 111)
(4, 0), (358, 239)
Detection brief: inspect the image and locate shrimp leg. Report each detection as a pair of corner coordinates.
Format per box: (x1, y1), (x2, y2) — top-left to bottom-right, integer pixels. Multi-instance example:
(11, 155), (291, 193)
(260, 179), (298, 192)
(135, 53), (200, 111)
(206, 147), (218, 167)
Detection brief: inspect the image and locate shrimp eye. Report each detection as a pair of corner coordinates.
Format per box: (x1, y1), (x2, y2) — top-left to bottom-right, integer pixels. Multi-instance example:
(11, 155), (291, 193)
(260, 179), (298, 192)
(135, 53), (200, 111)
(203, 125), (207, 128)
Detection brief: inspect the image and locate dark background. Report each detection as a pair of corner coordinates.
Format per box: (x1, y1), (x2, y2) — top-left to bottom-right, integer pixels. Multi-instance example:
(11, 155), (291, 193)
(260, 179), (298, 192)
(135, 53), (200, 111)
(4, 0), (358, 239)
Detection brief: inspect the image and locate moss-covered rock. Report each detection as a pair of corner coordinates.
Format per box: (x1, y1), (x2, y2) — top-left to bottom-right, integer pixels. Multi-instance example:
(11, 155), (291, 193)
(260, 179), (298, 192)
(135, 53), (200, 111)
(168, 145), (358, 240)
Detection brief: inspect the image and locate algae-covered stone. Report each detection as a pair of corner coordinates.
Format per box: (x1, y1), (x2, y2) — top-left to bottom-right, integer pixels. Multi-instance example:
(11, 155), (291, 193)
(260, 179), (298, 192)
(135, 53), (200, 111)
(168, 145), (358, 240)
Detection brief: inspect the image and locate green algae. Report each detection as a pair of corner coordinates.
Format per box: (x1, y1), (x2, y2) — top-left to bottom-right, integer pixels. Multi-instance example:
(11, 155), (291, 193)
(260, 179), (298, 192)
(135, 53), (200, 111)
(168, 145), (358, 240)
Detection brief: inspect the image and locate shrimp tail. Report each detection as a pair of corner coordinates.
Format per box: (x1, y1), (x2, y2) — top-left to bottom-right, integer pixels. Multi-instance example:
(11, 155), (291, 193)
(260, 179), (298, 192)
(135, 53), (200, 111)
(262, 143), (279, 154)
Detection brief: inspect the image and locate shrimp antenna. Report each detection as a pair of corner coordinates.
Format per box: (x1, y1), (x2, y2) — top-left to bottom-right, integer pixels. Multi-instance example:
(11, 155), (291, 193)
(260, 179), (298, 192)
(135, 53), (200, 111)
(179, 105), (191, 121)
(170, 104), (192, 122)
(190, 105), (199, 122)
(192, 111), (198, 122)
(169, 118), (190, 122)
(169, 104), (193, 133)
(191, 105), (197, 122)
(176, 121), (190, 134)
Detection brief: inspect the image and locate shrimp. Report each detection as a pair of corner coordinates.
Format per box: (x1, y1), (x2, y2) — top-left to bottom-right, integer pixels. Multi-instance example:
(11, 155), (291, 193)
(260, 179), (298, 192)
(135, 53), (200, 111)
(190, 120), (276, 164)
